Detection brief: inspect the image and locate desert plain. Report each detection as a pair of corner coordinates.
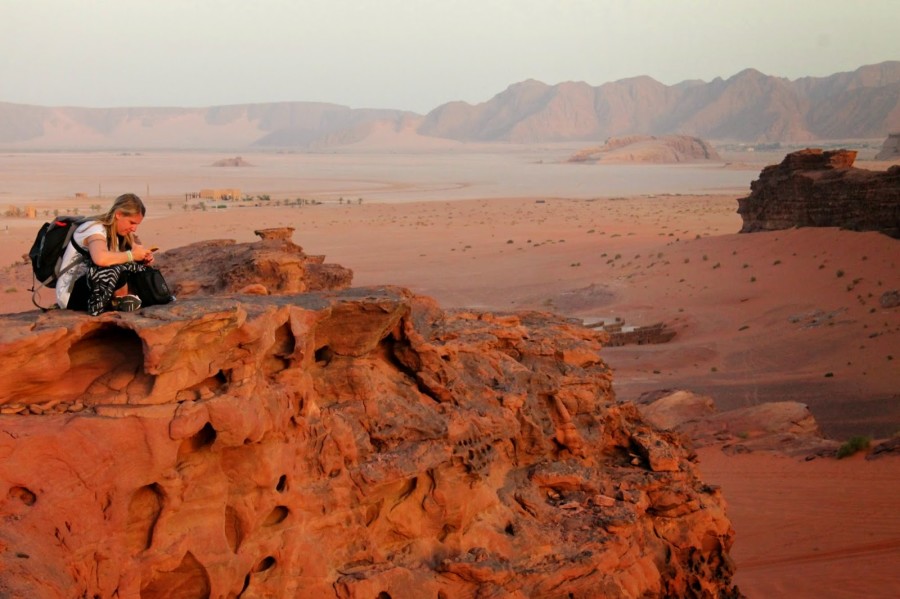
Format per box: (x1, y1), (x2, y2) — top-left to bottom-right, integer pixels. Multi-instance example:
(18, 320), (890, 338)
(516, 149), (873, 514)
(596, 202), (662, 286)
(1, 146), (898, 597)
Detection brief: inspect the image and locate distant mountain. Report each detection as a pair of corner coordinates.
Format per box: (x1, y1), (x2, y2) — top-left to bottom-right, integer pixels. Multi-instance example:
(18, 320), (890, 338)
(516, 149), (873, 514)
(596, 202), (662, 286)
(0, 101), (414, 149)
(420, 62), (900, 143)
(0, 62), (897, 149)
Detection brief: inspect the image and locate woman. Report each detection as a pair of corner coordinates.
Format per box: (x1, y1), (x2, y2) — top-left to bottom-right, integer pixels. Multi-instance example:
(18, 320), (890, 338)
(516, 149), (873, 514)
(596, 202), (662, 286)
(56, 193), (155, 314)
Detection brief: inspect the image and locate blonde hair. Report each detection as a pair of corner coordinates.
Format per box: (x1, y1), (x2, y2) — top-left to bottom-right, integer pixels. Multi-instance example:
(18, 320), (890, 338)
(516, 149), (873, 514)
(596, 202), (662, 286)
(89, 193), (146, 252)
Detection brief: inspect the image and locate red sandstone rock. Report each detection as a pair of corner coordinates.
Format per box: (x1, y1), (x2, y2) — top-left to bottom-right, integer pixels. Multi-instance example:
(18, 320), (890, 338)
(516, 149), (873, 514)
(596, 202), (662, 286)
(0, 288), (741, 598)
(637, 389), (838, 457)
(568, 135), (722, 164)
(737, 148), (900, 238)
(153, 227), (353, 298)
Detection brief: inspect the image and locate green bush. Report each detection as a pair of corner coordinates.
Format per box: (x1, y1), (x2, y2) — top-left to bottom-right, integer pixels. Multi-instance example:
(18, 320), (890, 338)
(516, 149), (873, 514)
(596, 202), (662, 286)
(836, 435), (871, 459)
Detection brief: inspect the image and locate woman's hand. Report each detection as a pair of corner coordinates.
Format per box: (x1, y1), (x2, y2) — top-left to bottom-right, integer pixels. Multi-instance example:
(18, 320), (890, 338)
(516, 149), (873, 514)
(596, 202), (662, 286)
(131, 244), (153, 263)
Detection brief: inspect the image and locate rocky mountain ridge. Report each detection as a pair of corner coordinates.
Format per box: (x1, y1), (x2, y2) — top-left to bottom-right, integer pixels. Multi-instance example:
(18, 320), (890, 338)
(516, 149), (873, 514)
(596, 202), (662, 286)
(1, 61), (897, 149)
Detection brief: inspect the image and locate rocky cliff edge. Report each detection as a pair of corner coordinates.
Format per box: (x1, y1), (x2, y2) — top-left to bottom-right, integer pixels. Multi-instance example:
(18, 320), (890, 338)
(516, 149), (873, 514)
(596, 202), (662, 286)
(0, 236), (740, 598)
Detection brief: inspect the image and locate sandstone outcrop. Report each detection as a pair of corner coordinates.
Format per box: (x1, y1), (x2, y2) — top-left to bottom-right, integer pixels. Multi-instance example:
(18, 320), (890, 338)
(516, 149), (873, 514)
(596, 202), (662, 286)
(568, 135), (721, 164)
(154, 227), (353, 298)
(874, 132), (900, 160)
(637, 390), (838, 457)
(0, 286), (741, 597)
(737, 148), (900, 238)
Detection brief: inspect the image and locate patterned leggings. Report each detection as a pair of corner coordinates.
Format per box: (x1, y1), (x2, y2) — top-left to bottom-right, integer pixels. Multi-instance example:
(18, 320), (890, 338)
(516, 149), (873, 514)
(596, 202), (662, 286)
(77, 262), (147, 315)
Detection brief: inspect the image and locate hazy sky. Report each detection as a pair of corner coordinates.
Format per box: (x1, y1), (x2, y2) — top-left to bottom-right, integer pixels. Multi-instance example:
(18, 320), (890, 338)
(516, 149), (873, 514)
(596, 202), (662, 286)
(2, 0), (898, 113)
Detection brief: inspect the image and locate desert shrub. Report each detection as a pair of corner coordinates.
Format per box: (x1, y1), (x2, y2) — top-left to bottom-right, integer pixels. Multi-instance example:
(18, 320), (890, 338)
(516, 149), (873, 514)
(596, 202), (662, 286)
(836, 435), (871, 459)
(836, 269), (845, 278)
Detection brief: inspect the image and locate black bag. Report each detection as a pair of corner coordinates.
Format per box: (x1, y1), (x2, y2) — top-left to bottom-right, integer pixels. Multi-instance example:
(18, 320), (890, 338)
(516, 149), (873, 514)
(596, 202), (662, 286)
(29, 216), (89, 288)
(128, 268), (175, 306)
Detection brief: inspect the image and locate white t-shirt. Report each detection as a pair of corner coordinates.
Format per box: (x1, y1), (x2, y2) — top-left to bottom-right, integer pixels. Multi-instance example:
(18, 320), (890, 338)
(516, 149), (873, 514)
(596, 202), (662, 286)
(56, 221), (106, 308)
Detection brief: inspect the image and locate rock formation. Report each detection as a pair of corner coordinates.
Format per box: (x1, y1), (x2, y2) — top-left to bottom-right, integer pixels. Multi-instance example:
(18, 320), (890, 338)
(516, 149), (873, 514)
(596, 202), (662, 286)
(874, 132), (900, 160)
(154, 227), (354, 298)
(637, 390), (838, 457)
(212, 156), (254, 167)
(737, 148), (900, 238)
(568, 135), (722, 164)
(0, 281), (741, 596)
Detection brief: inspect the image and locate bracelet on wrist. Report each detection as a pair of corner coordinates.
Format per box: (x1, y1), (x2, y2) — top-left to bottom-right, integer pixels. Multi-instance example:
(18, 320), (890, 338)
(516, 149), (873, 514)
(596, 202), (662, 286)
(126, 250), (134, 263)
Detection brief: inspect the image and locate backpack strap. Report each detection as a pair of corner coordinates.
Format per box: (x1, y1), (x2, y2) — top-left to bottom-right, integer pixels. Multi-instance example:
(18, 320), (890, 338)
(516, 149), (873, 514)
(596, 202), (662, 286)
(32, 256), (88, 311)
(71, 236), (90, 258)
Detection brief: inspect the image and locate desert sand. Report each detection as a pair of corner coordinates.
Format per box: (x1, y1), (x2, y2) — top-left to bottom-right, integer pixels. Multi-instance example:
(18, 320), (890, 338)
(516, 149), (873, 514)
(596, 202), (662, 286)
(1, 149), (898, 596)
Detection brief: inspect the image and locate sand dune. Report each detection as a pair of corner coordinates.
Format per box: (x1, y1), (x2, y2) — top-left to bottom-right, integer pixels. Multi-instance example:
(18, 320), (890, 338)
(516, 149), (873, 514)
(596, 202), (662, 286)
(1, 150), (898, 596)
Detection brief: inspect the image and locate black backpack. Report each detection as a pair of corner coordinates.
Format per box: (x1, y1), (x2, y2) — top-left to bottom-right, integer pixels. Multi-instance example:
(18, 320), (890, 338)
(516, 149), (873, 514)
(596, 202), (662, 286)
(29, 216), (91, 287)
(29, 216), (92, 309)
(127, 268), (175, 306)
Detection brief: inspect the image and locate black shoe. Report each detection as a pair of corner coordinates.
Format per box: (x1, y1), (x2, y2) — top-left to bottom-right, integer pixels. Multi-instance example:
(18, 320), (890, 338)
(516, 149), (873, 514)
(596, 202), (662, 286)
(114, 294), (142, 312)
